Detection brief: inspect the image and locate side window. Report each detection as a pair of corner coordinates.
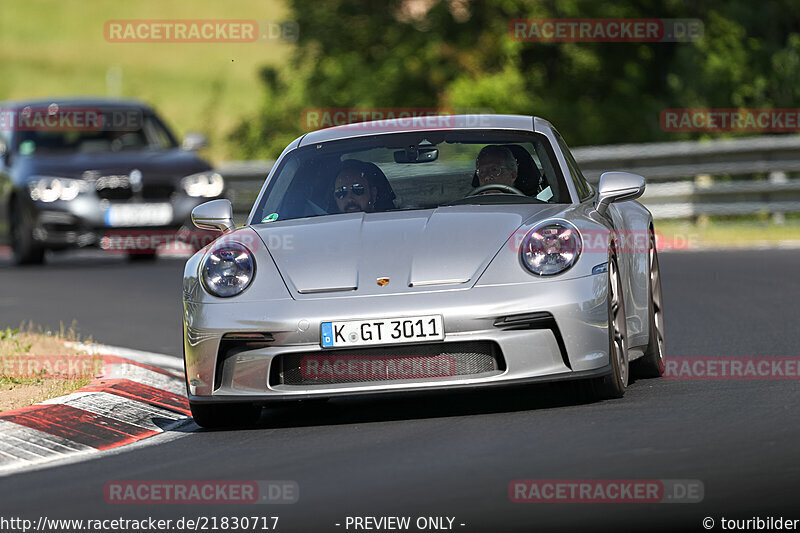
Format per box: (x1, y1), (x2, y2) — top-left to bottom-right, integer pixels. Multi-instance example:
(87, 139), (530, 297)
(555, 133), (593, 201)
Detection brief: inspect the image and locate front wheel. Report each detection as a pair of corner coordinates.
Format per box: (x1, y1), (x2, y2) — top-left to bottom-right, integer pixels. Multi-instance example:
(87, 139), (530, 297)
(634, 236), (666, 378)
(190, 402), (262, 429)
(10, 197), (45, 265)
(588, 254), (629, 400)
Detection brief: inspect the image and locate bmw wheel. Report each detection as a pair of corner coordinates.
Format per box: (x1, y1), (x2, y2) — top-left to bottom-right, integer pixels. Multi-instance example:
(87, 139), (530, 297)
(10, 196), (45, 266)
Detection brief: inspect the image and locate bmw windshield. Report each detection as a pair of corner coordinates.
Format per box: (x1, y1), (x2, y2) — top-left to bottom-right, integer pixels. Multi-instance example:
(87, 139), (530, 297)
(4, 107), (178, 156)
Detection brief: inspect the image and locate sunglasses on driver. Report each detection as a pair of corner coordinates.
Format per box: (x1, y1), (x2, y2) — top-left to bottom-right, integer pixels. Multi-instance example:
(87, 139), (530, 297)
(334, 183), (367, 199)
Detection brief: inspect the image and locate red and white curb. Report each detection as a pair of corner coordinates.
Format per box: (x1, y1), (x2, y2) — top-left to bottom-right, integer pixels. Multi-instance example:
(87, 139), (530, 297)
(0, 344), (191, 475)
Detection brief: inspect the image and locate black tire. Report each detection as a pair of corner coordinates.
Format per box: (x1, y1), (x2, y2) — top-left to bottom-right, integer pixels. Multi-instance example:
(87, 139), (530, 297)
(190, 402), (262, 429)
(9, 197), (45, 265)
(634, 233), (666, 378)
(588, 254), (629, 400)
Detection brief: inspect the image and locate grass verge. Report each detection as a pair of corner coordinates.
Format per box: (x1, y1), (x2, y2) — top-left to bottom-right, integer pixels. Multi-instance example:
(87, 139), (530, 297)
(0, 0), (290, 161)
(656, 219), (800, 249)
(0, 323), (100, 412)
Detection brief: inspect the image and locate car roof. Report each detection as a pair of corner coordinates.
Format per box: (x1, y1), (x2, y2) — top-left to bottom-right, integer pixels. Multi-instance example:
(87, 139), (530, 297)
(0, 96), (154, 111)
(298, 114), (553, 146)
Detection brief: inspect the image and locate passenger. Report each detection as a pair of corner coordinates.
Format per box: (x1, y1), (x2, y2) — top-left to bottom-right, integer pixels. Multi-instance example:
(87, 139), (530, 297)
(333, 159), (379, 213)
(474, 145), (518, 188)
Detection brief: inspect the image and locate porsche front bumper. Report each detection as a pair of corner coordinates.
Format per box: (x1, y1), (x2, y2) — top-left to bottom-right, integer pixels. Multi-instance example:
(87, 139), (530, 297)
(183, 272), (611, 403)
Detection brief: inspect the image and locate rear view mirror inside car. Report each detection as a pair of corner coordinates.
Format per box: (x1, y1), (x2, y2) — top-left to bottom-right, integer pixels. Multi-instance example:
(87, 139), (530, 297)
(393, 145), (438, 163)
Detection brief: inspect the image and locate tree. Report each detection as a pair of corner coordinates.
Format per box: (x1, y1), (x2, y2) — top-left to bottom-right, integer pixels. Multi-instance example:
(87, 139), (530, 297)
(230, 0), (800, 158)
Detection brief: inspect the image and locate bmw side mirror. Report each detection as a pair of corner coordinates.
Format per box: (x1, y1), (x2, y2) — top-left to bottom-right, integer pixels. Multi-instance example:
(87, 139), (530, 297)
(192, 199), (235, 233)
(182, 132), (208, 151)
(594, 171), (646, 216)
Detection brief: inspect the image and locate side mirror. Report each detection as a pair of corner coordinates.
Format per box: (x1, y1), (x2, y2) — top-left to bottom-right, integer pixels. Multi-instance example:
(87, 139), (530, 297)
(182, 132), (208, 151)
(594, 171), (646, 216)
(191, 199), (235, 233)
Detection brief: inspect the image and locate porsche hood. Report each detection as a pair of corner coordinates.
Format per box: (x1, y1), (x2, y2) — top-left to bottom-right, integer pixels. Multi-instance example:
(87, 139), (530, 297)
(253, 205), (566, 298)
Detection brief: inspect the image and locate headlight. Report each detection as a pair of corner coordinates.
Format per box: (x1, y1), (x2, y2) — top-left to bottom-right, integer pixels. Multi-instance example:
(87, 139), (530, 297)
(520, 220), (582, 276)
(28, 176), (90, 202)
(201, 242), (255, 297)
(181, 171), (224, 197)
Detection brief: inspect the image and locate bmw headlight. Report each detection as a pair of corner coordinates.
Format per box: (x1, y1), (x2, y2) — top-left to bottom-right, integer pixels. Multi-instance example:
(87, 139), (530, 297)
(181, 171), (224, 198)
(201, 242), (255, 297)
(28, 176), (90, 202)
(520, 220), (582, 276)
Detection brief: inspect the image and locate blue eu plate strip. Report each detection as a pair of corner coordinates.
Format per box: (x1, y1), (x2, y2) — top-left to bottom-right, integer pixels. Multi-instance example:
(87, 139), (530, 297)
(320, 322), (333, 348)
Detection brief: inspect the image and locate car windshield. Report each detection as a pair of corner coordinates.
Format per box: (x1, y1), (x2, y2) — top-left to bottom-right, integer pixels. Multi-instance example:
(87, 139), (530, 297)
(253, 130), (570, 223)
(6, 108), (177, 155)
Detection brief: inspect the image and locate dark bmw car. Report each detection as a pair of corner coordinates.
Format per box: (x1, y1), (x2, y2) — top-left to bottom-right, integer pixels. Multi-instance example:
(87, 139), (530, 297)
(0, 97), (223, 264)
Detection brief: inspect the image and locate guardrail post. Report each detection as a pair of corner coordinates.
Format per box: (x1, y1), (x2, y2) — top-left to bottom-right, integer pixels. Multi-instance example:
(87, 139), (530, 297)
(693, 174), (713, 225)
(769, 171), (788, 224)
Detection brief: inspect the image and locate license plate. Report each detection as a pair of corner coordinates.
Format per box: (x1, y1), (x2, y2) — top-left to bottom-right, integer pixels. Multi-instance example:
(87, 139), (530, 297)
(320, 315), (444, 348)
(105, 203), (173, 227)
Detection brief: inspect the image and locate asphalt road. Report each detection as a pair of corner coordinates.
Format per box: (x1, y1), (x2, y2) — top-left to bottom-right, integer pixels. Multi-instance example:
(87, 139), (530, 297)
(1, 248), (799, 532)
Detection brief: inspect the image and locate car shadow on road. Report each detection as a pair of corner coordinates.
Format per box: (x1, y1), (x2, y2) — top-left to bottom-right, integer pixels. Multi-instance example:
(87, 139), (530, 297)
(189, 379), (639, 432)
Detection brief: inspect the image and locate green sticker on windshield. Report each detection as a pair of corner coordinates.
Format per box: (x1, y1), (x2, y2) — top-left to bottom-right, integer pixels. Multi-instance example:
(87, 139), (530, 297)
(261, 213), (279, 223)
(19, 140), (35, 155)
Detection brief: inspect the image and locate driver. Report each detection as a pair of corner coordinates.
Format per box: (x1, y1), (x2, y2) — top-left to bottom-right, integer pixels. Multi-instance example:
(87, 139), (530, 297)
(475, 145), (518, 188)
(333, 159), (378, 213)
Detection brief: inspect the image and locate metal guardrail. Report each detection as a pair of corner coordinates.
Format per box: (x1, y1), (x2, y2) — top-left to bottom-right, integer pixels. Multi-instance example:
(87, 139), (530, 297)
(572, 135), (800, 220)
(638, 175), (800, 219)
(217, 135), (800, 220)
(572, 135), (800, 181)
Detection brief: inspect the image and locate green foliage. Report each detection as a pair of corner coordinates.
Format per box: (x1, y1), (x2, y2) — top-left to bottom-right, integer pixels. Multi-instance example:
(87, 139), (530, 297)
(0, 328), (19, 342)
(232, 0), (800, 158)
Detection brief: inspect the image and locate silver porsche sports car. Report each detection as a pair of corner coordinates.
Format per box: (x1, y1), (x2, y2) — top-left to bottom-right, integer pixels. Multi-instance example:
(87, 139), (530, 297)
(182, 114), (666, 428)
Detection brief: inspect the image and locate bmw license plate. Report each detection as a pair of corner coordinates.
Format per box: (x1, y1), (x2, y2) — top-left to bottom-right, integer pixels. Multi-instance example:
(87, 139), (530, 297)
(105, 203), (173, 227)
(320, 315), (444, 348)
